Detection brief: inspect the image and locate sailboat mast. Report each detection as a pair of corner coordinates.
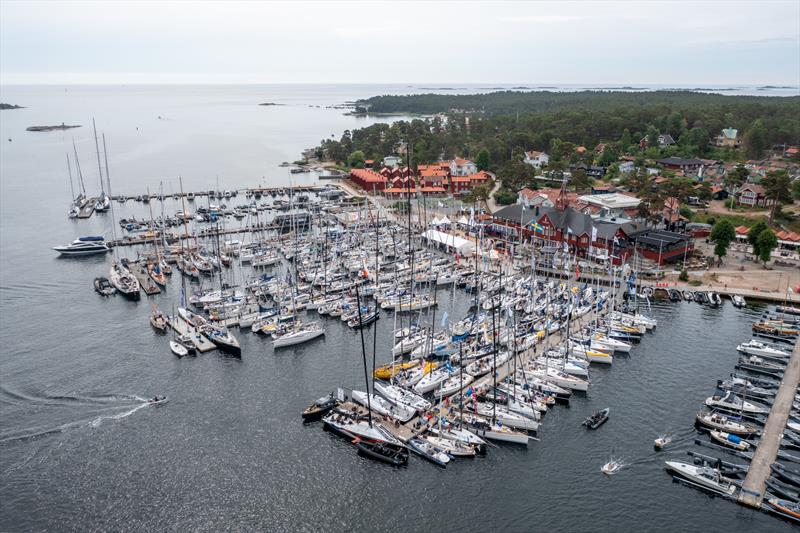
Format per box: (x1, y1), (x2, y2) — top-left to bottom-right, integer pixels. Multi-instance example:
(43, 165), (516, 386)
(66, 153), (75, 200)
(72, 139), (86, 196)
(102, 135), (119, 260)
(92, 118), (105, 194)
(355, 284), (372, 426)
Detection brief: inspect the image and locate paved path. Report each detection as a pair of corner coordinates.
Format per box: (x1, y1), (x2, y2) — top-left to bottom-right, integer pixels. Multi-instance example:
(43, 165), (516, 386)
(739, 339), (800, 508)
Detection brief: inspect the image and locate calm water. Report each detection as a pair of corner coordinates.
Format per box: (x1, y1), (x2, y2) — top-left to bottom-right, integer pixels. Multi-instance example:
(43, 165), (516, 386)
(0, 84), (795, 532)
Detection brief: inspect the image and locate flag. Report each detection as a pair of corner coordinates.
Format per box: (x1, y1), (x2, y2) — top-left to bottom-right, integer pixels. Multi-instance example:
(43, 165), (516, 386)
(575, 263), (581, 280)
(591, 226), (598, 242)
(530, 222), (544, 234)
(613, 236), (620, 246)
(465, 387), (474, 397)
(441, 311), (449, 328)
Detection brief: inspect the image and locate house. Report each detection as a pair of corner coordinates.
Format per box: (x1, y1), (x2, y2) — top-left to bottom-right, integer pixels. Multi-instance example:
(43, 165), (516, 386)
(523, 150), (549, 168)
(517, 188), (554, 208)
(618, 161), (635, 174)
(577, 192), (640, 221)
(710, 185), (728, 201)
(661, 197), (686, 232)
(657, 156), (703, 173)
(737, 183), (775, 207)
(784, 147), (799, 159)
(640, 134), (675, 150)
(594, 143), (606, 154)
(383, 155), (402, 168)
(712, 128), (742, 148)
(449, 158), (477, 177)
(363, 159), (374, 169)
(349, 168), (387, 191)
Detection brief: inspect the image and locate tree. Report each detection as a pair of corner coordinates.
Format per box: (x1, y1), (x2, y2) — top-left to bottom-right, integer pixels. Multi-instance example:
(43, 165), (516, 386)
(725, 164), (749, 190)
(493, 188), (517, 205)
(646, 126), (660, 150)
(762, 169), (793, 222)
(570, 169), (592, 193)
(710, 220), (736, 262)
(347, 150), (365, 168)
(620, 128), (632, 150)
(743, 119), (768, 159)
(475, 148), (491, 171)
(756, 228), (777, 264)
(748, 220), (768, 257)
(793, 178), (800, 200)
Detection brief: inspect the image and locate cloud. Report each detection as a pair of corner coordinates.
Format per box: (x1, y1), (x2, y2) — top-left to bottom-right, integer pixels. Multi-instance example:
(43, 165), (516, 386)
(498, 15), (583, 23)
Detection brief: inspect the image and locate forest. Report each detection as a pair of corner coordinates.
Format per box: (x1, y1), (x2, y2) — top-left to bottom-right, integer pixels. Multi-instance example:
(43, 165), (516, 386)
(317, 90), (800, 200)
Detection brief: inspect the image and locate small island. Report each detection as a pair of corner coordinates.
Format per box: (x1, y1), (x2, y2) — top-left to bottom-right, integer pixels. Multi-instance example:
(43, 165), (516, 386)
(0, 103), (24, 110)
(258, 102), (284, 106)
(26, 123), (81, 132)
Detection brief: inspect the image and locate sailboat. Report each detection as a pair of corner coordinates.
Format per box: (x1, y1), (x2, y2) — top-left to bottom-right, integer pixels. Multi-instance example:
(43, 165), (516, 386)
(92, 120), (110, 212)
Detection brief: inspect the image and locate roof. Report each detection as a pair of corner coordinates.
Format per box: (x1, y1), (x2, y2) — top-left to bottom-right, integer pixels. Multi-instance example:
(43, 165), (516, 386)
(739, 183), (765, 195)
(776, 231), (800, 242)
(420, 186), (447, 193)
(540, 206), (594, 236)
(452, 158), (472, 166)
(578, 193), (641, 209)
(734, 225), (750, 235)
(350, 169), (387, 183)
(657, 156), (703, 166)
(525, 150), (546, 158)
(466, 171), (491, 181)
(451, 176), (472, 183)
(721, 128), (738, 140)
(421, 229), (475, 254)
(659, 134), (676, 145)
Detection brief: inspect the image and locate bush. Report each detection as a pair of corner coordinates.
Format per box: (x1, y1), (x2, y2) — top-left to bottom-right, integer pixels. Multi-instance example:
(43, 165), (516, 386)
(493, 188), (518, 205)
(724, 198), (736, 209)
(678, 269), (689, 282)
(689, 280), (702, 287)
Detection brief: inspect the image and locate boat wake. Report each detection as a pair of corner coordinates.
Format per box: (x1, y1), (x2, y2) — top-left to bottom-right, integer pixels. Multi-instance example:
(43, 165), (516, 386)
(0, 395), (153, 444)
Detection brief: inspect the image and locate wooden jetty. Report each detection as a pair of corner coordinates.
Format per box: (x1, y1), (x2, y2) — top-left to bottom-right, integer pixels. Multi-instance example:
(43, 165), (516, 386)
(129, 264), (161, 295)
(77, 198), (97, 219)
(738, 339), (800, 508)
(168, 316), (216, 353)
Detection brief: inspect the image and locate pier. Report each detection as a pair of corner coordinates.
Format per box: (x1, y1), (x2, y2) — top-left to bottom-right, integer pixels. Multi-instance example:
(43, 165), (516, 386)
(738, 339), (800, 508)
(168, 317), (216, 353)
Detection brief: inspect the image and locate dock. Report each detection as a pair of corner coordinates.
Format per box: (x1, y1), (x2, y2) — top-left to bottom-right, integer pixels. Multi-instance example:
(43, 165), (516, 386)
(129, 264), (162, 295)
(168, 316), (216, 353)
(738, 339), (800, 508)
(389, 304), (612, 440)
(77, 198), (96, 218)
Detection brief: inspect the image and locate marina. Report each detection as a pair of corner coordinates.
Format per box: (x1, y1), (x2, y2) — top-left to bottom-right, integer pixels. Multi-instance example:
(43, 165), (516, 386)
(2, 82), (798, 532)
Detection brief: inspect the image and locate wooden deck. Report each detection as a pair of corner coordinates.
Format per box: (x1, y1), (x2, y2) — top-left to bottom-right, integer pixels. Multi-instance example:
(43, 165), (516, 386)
(77, 198), (96, 219)
(738, 339), (800, 508)
(129, 264), (161, 295)
(168, 316), (216, 353)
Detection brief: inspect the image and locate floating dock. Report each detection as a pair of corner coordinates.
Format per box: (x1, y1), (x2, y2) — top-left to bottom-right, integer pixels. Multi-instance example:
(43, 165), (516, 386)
(129, 265), (162, 295)
(738, 339), (800, 508)
(168, 316), (216, 353)
(77, 198), (96, 219)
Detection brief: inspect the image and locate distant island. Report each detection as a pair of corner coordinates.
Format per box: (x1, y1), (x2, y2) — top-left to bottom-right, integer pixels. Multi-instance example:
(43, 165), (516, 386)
(258, 102), (284, 106)
(0, 103), (24, 110)
(26, 123), (81, 132)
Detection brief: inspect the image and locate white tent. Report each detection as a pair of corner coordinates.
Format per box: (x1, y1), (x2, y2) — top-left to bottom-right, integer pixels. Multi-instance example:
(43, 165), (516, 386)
(439, 215), (451, 225)
(429, 217), (440, 226)
(457, 216), (469, 225)
(421, 229), (476, 255)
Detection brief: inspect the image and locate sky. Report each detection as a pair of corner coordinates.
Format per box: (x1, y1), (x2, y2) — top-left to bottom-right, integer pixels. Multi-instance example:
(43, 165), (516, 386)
(1, 0), (799, 85)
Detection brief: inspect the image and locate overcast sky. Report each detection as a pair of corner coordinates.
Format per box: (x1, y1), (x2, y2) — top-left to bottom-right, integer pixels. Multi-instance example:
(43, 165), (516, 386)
(1, 0), (798, 85)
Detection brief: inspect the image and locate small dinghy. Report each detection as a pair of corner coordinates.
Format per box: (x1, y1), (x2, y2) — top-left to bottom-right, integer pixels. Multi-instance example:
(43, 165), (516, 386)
(169, 340), (188, 358)
(654, 434), (672, 450)
(148, 396), (169, 406)
(407, 437), (451, 467)
(583, 407), (610, 430)
(602, 458), (623, 475)
(94, 277), (116, 296)
(150, 309), (168, 332)
(355, 439), (409, 467)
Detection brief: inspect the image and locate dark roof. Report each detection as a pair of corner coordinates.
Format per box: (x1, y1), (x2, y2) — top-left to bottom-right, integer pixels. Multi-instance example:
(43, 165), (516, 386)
(492, 204), (538, 226)
(657, 156), (703, 166)
(540, 206), (594, 236)
(629, 229), (689, 248)
(660, 134), (676, 145)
